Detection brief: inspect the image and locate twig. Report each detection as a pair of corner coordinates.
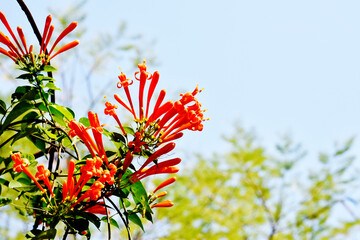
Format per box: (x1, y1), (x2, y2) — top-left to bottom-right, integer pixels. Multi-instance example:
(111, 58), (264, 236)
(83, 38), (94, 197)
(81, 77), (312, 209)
(16, 0), (42, 43)
(62, 226), (69, 240)
(16, 0), (56, 172)
(106, 196), (132, 240)
(103, 197), (112, 240)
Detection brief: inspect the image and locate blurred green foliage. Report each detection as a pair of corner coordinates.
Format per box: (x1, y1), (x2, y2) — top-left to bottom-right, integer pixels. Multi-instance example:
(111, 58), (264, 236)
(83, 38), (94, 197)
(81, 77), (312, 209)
(151, 127), (360, 239)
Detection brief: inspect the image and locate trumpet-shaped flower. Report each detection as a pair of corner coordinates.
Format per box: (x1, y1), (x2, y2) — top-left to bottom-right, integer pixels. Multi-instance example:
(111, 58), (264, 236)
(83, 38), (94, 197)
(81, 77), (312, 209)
(35, 164), (54, 196)
(0, 12), (79, 69)
(151, 200), (174, 208)
(152, 177), (176, 194)
(105, 60), (207, 146)
(11, 153), (45, 193)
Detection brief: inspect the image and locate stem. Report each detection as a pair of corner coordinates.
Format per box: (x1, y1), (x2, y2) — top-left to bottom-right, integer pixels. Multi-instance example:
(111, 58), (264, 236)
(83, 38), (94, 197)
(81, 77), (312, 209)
(246, 170), (277, 239)
(6, 127), (78, 159)
(62, 226), (69, 240)
(119, 197), (130, 225)
(103, 197), (111, 240)
(16, 0), (56, 172)
(106, 196), (132, 240)
(16, 0), (42, 43)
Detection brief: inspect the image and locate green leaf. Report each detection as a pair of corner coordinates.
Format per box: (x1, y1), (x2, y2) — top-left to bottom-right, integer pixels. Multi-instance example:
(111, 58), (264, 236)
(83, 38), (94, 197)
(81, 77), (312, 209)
(25, 228), (56, 239)
(101, 216), (120, 229)
(0, 99), (6, 115)
(11, 86), (33, 102)
(20, 111), (42, 129)
(37, 75), (55, 82)
(79, 117), (90, 127)
(11, 125), (39, 145)
(123, 126), (135, 136)
(120, 198), (131, 209)
(0, 197), (12, 207)
(9, 180), (23, 188)
(49, 104), (75, 126)
(77, 212), (101, 229)
(44, 82), (61, 91)
(42, 65), (57, 72)
(130, 180), (151, 216)
(66, 217), (89, 233)
(111, 131), (126, 143)
(38, 126), (57, 140)
(335, 137), (355, 156)
(0, 178), (9, 187)
(27, 135), (46, 153)
(2, 101), (34, 131)
(121, 45), (134, 50)
(16, 73), (34, 80)
(128, 212), (144, 231)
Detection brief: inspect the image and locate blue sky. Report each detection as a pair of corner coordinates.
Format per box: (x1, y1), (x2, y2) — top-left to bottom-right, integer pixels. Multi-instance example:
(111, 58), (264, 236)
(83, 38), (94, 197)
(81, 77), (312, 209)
(2, 1), (360, 238)
(3, 0), (360, 160)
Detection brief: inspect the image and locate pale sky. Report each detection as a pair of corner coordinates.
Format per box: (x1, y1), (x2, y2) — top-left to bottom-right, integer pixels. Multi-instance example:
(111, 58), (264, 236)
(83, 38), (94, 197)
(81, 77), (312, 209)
(2, 0), (360, 160)
(2, 1), (360, 238)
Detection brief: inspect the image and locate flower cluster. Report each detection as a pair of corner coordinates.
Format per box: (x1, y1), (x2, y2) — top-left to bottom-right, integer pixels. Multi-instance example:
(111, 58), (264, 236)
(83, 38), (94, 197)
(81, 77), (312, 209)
(105, 60), (207, 148)
(0, 12), (78, 71)
(2, 9), (207, 239)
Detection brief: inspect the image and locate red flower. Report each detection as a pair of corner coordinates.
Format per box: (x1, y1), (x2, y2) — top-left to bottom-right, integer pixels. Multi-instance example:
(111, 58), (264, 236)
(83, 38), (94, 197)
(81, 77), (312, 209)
(131, 159), (181, 183)
(35, 164), (54, 197)
(88, 111), (109, 165)
(104, 101), (126, 135)
(0, 12), (79, 66)
(137, 142), (176, 172)
(128, 132), (148, 153)
(152, 177), (176, 194)
(68, 112), (109, 165)
(154, 191), (167, 198)
(71, 180), (104, 209)
(68, 119), (98, 157)
(120, 150), (134, 176)
(116, 72), (137, 119)
(11, 153), (45, 193)
(151, 200), (174, 208)
(105, 60), (207, 146)
(84, 202), (108, 215)
(72, 157), (103, 200)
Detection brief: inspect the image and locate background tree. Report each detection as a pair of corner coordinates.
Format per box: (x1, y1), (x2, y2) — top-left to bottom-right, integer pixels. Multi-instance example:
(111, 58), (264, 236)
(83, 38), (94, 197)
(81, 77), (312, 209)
(151, 127), (360, 239)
